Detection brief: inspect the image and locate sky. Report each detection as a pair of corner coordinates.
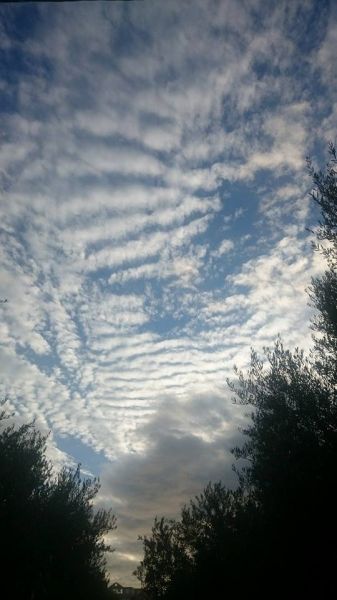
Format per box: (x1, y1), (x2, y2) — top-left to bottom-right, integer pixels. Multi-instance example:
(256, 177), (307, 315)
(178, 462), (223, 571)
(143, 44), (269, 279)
(0, 0), (336, 586)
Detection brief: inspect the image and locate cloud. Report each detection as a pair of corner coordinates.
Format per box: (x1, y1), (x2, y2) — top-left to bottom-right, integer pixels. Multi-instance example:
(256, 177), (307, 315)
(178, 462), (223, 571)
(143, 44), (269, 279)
(98, 391), (246, 585)
(213, 239), (235, 257)
(0, 0), (336, 585)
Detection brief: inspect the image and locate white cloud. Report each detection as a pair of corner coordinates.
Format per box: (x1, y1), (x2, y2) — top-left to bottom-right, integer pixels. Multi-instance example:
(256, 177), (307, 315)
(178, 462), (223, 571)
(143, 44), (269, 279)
(213, 239), (235, 257)
(0, 0), (335, 585)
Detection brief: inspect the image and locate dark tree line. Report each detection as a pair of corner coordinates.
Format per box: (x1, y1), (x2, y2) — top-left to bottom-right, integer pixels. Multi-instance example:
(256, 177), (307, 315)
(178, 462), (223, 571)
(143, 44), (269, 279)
(135, 144), (337, 598)
(0, 410), (117, 599)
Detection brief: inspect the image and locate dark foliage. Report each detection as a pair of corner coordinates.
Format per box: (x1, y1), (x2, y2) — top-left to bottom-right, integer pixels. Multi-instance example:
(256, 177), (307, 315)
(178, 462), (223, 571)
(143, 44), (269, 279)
(308, 145), (337, 385)
(136, 143), (337, 599)
(0, 409), (116, 600)
(136, 482), (260, 599)
(307, 143), (337, 264)
(229, 342), (337, 596)
(135, 515), (190, 600)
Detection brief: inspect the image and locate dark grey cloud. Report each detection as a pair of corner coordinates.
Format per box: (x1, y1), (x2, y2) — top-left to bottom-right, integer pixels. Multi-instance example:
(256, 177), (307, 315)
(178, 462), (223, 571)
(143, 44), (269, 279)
(99, 392), (247, 585)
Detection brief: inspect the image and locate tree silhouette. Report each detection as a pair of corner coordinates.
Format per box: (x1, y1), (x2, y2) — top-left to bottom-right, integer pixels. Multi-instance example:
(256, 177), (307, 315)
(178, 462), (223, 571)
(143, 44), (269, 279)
(229, 341), (337, 595)
(0, 407), (116, 599)
(227, 145), (337, 595)
(308, 144), (337, 384)
(136, 483), (260, 599)
(135, 516), (191, 600)
(178, 482), (259, 598)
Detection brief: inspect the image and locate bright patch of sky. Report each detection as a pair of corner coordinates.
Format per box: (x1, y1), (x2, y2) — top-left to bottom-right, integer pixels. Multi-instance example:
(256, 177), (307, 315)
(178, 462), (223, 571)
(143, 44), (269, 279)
(0, 0), (336, 586)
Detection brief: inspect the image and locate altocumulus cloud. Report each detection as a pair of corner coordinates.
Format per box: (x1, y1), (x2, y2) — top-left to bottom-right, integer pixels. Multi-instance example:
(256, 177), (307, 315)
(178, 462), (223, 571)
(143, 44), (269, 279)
(0, 0), (336, 585)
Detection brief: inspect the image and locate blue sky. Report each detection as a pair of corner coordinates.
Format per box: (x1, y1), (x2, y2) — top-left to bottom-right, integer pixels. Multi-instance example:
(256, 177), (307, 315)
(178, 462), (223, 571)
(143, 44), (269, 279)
(0, 0), (336, 585)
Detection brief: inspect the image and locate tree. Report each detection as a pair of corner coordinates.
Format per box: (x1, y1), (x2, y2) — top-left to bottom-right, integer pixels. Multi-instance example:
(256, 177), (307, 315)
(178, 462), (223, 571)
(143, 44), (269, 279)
(135, 516), (191, 600)
(135, 483), (260, 599)
(308, 144), (337, 383)
(228, 341), (337, 595)
(0, 406), (116, 600)
(226, 145), (337, 594)
(178, 482), (259, 598)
